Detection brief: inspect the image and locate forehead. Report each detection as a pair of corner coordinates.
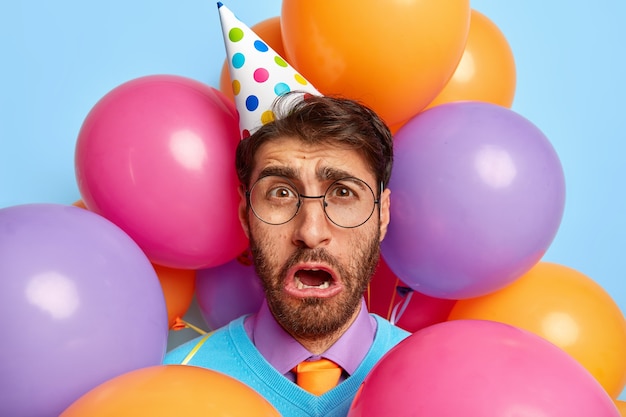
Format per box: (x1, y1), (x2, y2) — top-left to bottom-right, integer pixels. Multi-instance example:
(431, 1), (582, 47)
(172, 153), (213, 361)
(251, 136), (374, 184)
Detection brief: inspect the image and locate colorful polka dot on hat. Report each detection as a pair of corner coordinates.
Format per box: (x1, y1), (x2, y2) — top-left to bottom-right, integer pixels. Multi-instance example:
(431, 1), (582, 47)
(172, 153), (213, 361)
(217, 2), (322, 139)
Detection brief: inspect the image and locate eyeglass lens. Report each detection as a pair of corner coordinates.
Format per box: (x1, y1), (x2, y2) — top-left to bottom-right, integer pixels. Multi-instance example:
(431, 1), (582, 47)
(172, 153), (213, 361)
(248, 176), (377, 228)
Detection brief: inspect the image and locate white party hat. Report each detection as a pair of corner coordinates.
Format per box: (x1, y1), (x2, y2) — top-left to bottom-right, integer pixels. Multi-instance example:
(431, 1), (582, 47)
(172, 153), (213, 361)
(217, 2), (321, 139)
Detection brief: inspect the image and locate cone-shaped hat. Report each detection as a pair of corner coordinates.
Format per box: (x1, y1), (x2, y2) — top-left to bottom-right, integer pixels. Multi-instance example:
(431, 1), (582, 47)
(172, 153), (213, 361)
(217, 2), (321, 139)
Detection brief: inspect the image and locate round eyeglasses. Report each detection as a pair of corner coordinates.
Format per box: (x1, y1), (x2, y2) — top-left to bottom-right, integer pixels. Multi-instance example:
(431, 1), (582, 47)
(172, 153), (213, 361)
(246, 176), (381, 228)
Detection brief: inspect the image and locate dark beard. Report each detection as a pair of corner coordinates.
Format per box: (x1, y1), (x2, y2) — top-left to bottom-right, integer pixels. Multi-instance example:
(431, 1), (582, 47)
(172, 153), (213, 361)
(249, 232), (381, 340)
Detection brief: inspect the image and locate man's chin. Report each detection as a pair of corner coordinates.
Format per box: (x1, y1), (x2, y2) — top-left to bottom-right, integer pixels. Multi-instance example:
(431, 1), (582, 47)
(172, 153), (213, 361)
(275, 297), (357, 337)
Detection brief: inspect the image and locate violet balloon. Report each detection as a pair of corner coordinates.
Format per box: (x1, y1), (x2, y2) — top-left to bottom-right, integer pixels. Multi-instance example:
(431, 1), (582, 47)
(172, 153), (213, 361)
(381, 101), (565, 299)
(0, 204), (168, 417)
(75, 74), (248, 269)
(195, 250), (264, 330)
(349, 320), (620, 417)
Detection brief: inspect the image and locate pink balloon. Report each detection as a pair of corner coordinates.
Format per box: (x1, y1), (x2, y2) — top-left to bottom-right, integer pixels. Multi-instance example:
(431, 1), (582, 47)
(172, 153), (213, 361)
(382, 101), (565, 299)
(195, 249), (264, 330)
(75, 75), (248, 269)
(349, 320), (620, 417)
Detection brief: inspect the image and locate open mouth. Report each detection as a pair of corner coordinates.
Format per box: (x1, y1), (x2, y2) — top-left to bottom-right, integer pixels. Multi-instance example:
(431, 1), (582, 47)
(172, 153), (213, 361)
(286, 265), (342, 298)
(295, 269), (332, 290)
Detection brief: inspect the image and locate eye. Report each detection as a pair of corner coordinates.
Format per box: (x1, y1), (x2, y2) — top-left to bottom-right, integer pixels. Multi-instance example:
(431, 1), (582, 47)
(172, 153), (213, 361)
(327, 180), (363, 203)
(325, 178), (374, 207)
(329, 184), (355, 198)
(268, 186), (297, 199)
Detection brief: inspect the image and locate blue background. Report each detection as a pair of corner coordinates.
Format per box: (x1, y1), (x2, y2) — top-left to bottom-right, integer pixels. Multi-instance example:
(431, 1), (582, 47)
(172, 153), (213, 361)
(2, 0), (625, 398)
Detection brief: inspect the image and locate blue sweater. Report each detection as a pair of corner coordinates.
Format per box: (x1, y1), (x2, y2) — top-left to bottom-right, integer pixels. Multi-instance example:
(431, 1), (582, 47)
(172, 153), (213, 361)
(164, 314), (409, 416)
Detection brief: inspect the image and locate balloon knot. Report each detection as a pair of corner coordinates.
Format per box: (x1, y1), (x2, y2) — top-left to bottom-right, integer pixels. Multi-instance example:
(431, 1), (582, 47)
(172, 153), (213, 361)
(396, 286), (414, 297)
(171, 317), (188, 331)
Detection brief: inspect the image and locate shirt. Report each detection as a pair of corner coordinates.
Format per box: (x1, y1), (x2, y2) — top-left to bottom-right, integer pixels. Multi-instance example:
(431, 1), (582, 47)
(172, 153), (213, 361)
(243, 298), (377, 380)
(163, 314), (410, 417)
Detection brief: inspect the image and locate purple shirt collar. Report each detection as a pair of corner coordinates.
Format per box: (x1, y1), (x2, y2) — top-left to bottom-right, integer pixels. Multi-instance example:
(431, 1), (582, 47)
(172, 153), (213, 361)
(244, 298), (377, 376)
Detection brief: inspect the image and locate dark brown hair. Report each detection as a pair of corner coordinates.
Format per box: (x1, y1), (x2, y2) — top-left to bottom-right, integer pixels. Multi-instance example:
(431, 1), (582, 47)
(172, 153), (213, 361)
(235, 93), (394, 190)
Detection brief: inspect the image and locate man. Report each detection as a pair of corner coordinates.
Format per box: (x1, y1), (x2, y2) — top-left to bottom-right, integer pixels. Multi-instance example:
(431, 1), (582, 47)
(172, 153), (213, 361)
(164, 93), (409, 416)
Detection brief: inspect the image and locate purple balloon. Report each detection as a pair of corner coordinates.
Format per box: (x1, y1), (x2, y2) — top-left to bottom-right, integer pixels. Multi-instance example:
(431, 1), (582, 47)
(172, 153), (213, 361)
(0, 204), (168, 417)
(381, 101), (565, 299)
(196, 250), (264, 330)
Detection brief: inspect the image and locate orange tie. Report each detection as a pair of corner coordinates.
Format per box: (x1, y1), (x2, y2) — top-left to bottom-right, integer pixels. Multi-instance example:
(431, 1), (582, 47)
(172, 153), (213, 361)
(293, 358), (342, 396)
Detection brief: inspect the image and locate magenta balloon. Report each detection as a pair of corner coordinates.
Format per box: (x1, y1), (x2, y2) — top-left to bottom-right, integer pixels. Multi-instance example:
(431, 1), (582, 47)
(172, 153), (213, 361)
(0, 204), (168, 417)
(75, 74), (248, 269)
(349, 320), (620, 417)
(195, 252), (264, 330)
(381, 101), (565, 299)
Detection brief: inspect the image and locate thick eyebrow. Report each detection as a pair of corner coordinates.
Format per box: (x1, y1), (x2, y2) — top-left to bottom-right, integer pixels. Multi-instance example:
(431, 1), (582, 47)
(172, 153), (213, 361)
(256, 165), (355, 183)
(257, 165), (299, 180)
(317, 166), (354, 182)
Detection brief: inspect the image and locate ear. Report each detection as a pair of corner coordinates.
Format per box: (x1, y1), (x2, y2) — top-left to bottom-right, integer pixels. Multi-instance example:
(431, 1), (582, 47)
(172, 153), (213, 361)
(238, 185), (250, 239)
(378, 188), (391, 241)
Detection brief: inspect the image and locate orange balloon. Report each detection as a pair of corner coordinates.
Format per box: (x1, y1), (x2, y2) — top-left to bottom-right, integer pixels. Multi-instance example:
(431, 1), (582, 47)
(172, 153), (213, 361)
(615, 399), (626, 416)
(153, 263), (196, 329)
(449, 262), (626, 398)
(280, 0), (471, 126)
(72, 199), (87, 209)
(61, 365), (281, 417)
(425, 9), (516, 109)
(219, 16), (285, 102)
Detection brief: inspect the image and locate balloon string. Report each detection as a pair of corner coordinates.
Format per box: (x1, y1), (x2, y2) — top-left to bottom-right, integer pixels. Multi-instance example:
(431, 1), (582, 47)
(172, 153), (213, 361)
(181, 331), (215, 365)
(386, 277), (400, 320)
(172, 317), (208, 335)
(366, 283), (371, 311)
(390, 290), (414, 325)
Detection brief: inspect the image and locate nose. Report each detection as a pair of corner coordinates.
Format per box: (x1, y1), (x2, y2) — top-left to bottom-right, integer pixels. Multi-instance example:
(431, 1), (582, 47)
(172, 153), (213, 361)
(291, 196), (332, 249)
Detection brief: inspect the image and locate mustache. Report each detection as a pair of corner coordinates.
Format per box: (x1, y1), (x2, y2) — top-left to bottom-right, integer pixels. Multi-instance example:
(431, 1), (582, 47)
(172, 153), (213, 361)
(279, 247), (344, 277)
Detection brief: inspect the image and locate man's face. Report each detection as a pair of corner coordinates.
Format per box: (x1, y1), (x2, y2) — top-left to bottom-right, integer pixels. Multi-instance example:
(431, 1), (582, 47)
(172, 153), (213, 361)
(238, 136), (391, 340)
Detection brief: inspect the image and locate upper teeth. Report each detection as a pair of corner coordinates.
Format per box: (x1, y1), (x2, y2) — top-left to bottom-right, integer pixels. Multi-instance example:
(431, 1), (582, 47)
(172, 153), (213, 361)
(295, 275), (330, 290)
